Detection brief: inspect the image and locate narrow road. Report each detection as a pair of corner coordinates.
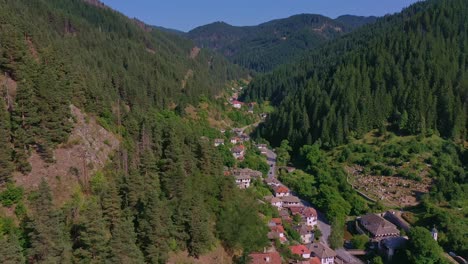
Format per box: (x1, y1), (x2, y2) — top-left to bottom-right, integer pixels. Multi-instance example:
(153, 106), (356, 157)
(263, 145), (331, 246)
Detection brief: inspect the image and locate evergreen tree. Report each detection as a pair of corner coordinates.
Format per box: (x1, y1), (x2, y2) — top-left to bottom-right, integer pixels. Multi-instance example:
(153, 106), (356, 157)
(72, 199), (110, 263)
(109, 213), (145, 264)
(0, 233), (25, 264)
(27, 179), (72, 263)
(0, 99), (13, 182)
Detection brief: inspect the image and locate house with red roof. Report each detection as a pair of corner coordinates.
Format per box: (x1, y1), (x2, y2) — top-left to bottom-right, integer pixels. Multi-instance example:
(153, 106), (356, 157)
(274, 185), (290, 197)
(268, 225), (287, 243)
(290, 245), (311, 259)
(249, 252), (281, 264)
(231, 145), (245, 160)
(290, 206), (318, 227)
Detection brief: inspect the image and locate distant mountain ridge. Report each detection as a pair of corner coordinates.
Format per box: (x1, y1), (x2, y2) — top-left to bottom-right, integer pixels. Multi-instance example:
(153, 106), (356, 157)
(186, 14), (377, 72)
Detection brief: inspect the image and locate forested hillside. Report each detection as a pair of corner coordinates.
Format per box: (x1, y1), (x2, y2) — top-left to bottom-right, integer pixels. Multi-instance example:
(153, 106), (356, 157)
(187, 14), (375, 72)
(243, 0), (467, 150)
(241, 0), (467, 258)
(0, 0), (269, 262)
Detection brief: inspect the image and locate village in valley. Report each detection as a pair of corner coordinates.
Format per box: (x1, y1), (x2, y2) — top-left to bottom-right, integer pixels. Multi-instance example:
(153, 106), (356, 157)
(212, 85), (447, 264)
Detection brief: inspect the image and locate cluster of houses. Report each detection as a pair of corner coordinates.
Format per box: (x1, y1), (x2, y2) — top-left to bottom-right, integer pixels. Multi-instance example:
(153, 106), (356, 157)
(213, 127), (251, 160)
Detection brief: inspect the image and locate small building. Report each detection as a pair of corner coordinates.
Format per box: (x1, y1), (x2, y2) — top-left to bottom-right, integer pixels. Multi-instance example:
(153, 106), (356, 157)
(232, 100), (243, 109)
(282, 196), (301, 207)
(380, 236), (408, 260)
(234, 174), (251, 189)
(301, 207), (318, 227)
(270, 197), (282, 208)
(240, 134), (250, 142)
(232, 128), (243, 136)
(308, 242), (336, 264)
(294, 224), (314, 244)
(230, 137), (240, 144)
(232, 145), (245, 160)
(249, 251), (282, 264)
(269, 218), (282, 226)
(268, 225), (287, 243)
(384, 211), (410, 232)
(290, 245), (311, 259)
(274, 186), (290, 197)
(358, 214), (400, 240)
(214, 138), (225, 147)
(289, 206), (318, 227)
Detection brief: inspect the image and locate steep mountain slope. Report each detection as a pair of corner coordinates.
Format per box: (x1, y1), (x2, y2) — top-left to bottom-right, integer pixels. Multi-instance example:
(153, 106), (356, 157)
(335, 15), (377, 29)
(187, 14), (376, 72)
(243, 0), (467, 149)
(0, 0), (268, 262)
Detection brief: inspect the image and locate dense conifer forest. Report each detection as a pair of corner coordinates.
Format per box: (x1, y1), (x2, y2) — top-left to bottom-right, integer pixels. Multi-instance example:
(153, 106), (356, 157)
(187, 14), (375, 72)
(243, 0), (467, 149)
(0, 0), (466, 263)
(242, 0), (467, 259)
(0, 0), (267, 262)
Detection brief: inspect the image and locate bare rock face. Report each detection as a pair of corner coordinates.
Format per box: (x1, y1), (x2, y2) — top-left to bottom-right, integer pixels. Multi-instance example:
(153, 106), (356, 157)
(15, 105), (119, 205)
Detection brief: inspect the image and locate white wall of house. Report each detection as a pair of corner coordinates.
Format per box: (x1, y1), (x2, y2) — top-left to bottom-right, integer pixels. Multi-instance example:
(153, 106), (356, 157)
(306, 216), (318, 226)
(301, 233), (313, 244)
(321, 257), (334, 264)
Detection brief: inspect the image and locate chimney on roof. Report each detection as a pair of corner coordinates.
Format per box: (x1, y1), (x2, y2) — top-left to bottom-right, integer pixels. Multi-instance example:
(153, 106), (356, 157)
(265, 256), (270, 262)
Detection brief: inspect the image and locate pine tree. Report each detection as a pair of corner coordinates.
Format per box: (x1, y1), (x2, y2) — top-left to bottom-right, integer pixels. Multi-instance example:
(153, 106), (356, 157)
(0, 99), (13, 182)
(109, 213), (145, 264)
(0, 233), (25, 264)
(27, 179), (72, 263)
(72, 199), (110, 263)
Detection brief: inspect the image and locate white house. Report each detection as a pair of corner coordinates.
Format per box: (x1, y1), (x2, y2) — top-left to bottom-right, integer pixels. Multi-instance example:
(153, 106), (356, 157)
(302, 207), (318, 227)
(294, 224), (314, 244)
(214, 138), (224, 147)
(270, 197), (282, 208)
(274, 186), (290, 197)
(281, 196), (301, 207)
(308, 242), (336, 264)
(235, 175), (251, 189)
(232, 100), (243, 109)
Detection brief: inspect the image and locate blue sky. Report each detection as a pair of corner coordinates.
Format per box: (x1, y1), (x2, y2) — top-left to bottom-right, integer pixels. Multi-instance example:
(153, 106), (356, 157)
(100, 0), (421, 32)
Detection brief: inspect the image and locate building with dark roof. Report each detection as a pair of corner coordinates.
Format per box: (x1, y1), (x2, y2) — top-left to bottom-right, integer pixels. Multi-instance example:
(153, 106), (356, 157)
(308, 242), (336, 264)
(358, 214), (400, 239)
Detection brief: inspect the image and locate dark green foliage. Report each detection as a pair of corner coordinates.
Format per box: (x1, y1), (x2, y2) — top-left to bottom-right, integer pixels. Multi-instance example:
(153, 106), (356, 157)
(244, 0), (467, 150)
(0, 0), (246, 174)
(406, 227), (448, 264)
(27, 179), (72, 263)
(0, 233), (25, 264)
(351, 234), (369, 250)
(72, 199), (110, 263)
(280, 144), (369, 248)
(0, 99), (13, 182)
(188, 14), (375, 72)
(0, 183), (23, 207)
(0, 0), (270, 262)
